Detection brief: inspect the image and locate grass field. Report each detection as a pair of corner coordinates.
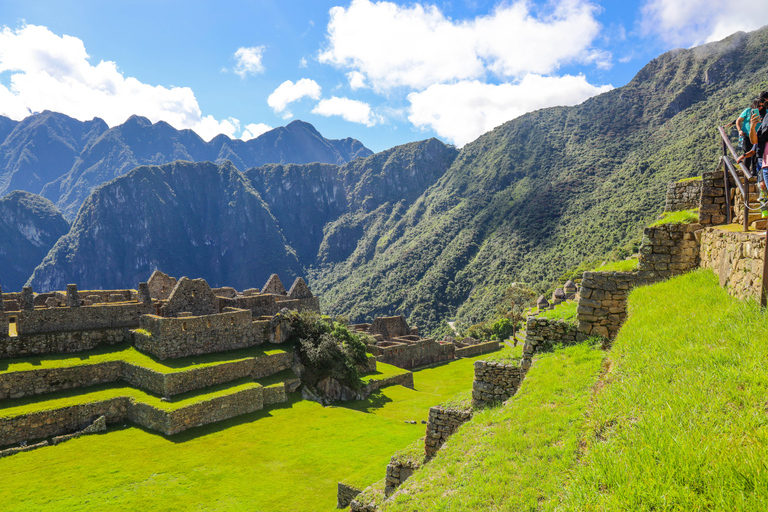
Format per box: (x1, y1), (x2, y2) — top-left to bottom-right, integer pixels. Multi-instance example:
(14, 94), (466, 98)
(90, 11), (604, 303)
(0, 351), (498, 511)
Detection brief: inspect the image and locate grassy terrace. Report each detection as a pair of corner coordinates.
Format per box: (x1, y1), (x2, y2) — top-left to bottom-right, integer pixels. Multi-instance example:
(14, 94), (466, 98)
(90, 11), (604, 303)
(379, 269), (768, 510)
(0, 341), (291, 375)
(0, 351), (492, 511)
(0, 378), (260, 417)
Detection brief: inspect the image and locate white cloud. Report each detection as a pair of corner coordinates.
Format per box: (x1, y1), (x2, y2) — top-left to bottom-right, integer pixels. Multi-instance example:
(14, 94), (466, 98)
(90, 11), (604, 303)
(267, 78), (322, 118)
(641, 0), (768, 46)
(319, 0), (603, 91)
(347, 71), (367, 90)
(299, 57), (308, 68)
(233, 46), (266, 77)
(0, 24), (251, 141)
(312, 96), (377, 126)
(241, 122), (273, 140)
(407, 75), (612, 147)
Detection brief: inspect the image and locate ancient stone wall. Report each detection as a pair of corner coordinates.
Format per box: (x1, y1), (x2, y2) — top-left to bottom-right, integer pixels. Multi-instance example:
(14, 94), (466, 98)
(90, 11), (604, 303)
(373, 338), (455, 369)
(577, 271), (662, 339)
(0, 397), (131, 446)
(638, 223), (701, 273)
(338, 483), (363, 509)
(665, 179), (702, 212)
(0, 361), (123, 400)
(471, 361), (522, 408)
(0, 349), (293, 400)
(15, 302), (151, 336)
(524, 317), (585, 354)
(369, 316), (411, 340)
(0, 385), (266, 444)
(385, 454), (422, 497)
(0, 327), (130, 358)
(454, 340), (500, 358)
(698, 169), (727, 226)
(263, 383), (287, 406)
(218, 294), (279, 317)
(363, 372), (414, 395)
(424, 406), (472, 458)
(162, 277), (218, 317)
(699, 227), (766, 301)
(134, 309), (259, 359)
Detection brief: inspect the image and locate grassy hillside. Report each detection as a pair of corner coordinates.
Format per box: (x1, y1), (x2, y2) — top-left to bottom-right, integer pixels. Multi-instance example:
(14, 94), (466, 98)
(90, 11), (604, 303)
(312, 28), (768, 336)
(376, 269), (768, 510)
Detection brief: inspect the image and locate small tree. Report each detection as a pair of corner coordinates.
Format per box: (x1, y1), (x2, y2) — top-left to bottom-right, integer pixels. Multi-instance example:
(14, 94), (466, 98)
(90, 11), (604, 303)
(289, 311), (369, 390)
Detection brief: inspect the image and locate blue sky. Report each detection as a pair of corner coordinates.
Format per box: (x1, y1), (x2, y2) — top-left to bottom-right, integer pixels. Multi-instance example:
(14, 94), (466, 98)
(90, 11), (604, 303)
(0, 0), (766, 152)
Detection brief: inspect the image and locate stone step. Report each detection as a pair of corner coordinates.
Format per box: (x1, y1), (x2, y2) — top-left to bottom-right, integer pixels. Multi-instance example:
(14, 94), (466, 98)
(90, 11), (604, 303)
(751, 218), (768, 230)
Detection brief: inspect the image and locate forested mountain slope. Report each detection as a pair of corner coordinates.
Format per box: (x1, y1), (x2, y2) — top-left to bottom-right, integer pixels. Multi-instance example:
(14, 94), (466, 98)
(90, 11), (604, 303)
(310, 28), (768, 334)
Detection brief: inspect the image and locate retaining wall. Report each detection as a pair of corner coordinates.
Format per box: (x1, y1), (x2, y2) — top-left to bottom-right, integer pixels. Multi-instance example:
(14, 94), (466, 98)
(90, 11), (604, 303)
(374, 339), (455, 369)
(0, 350), (293, 400)
(665, 179), (702, 212)
(338, 483), (363, 509)
(454, 340), (500, 358)
(638, 223), (700, 273)
(698, 169), (728, 226)
(385, 454), (422, 497)
(471, 361), (522, 408)
(0, 385), (266, 445)
(0, 327), (130, 358)
(15, 303), (151, 336)
(699, 227), (766, 301)
(424, 406), (472, 458)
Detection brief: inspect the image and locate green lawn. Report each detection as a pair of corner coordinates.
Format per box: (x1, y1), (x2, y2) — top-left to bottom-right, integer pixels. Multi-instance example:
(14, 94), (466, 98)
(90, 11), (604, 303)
(0, 342), (291, 375)
(556, 269), (768, 510)
(0, 353), (488, 511)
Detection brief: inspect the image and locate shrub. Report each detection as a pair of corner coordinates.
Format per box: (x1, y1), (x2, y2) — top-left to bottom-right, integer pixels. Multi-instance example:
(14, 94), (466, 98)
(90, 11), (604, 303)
(289, 311), (370, 390)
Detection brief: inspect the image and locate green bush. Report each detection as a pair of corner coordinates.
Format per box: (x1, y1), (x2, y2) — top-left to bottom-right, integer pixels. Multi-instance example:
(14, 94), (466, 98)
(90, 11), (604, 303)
(289, 311), (370, 390)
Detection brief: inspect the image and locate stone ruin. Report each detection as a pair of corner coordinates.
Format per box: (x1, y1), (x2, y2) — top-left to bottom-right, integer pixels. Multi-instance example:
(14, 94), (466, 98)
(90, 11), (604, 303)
(350, 315), (498, 369)
(0, 272), (320, 360)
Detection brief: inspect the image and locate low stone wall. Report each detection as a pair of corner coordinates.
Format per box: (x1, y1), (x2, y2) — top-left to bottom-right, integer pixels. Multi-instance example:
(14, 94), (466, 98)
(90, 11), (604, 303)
(638, 223), (700, 273)
(251, 351), (293, 379)
(0, 385), (265, 445)
(385, 454), (422, 497)
(471, 361), (522, 408)
(51, 415), (106, 445)
(424, 406), (472, 458)
(363, 372), (414, 395)
(134, 309), (260, 359)
(0, 361), (123, 400)
(338, 482), (363, 509)
(15, 302), (151, 336)
(0, 350), (294, 400)
(698, 169), (727, 226)
(524, 317), (585, 354)
(577, 271), (663, 340)
(0, 327), (130, 359)
(665, 179), (702, 212)
(263, 384), (286, 406)
(375, 339), (455, 369)
(0, 397), (130, 446)
(163, 386), (262, 435)
(699, 227), (766, 301)
(454, 340), (500, 358)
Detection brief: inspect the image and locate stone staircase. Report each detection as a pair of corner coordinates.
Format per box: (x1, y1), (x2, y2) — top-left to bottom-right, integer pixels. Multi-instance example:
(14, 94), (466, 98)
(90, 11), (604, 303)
(732, 176), (768, 230)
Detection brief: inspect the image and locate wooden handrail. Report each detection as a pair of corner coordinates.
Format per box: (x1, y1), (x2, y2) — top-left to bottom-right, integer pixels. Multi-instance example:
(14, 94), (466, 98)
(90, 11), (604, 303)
(718, 126), (753, 179)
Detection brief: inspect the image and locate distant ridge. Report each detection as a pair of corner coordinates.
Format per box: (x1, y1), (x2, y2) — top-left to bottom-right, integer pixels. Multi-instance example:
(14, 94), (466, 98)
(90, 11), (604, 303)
(0, 113), (372, 220)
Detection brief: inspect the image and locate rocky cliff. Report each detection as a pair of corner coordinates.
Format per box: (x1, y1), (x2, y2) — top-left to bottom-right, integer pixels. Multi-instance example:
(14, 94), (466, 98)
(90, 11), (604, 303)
(0, 191), (69, 292)
(28, 160), (301, 291)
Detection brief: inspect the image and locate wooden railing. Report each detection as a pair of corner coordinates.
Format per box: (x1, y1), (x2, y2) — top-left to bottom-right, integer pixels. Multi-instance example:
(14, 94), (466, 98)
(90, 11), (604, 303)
(717, 126), (753, 232)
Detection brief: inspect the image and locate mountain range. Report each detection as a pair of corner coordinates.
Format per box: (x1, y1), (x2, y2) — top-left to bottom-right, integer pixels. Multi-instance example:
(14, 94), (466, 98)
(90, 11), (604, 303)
(3, 27), (766, 335)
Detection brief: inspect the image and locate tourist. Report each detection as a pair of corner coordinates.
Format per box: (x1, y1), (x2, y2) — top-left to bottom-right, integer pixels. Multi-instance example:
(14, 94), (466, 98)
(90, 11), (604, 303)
(736, 98), (763, 172)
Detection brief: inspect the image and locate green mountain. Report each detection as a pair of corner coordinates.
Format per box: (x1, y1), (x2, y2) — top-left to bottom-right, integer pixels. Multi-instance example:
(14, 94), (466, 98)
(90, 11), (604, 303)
(19, 28), (768, 335)
(309, 28), (768, 334)
(0, 113), (372, 221)
(0, 190), (69, 292)
(28, 160), (302, 292)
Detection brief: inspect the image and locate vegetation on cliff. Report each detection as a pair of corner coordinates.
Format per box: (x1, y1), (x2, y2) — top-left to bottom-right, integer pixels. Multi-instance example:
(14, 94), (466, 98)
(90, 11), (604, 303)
(0, 190), (69, 292)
